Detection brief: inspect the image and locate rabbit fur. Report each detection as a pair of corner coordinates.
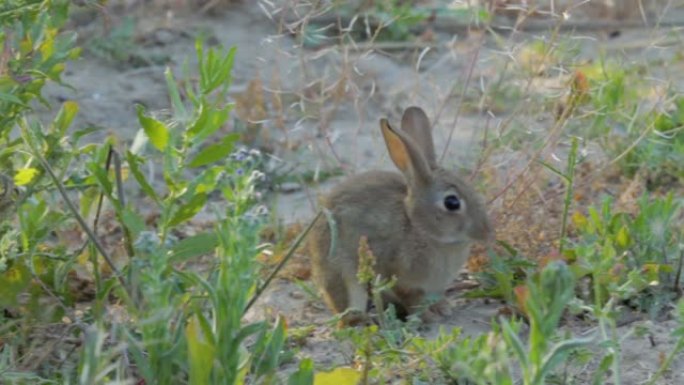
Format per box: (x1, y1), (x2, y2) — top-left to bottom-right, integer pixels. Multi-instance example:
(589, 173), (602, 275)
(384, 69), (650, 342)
(308, 106), (492, 323)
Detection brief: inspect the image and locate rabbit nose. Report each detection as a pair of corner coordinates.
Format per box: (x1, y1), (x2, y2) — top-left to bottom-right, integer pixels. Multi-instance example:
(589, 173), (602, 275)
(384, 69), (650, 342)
(469, 217), (494, 243)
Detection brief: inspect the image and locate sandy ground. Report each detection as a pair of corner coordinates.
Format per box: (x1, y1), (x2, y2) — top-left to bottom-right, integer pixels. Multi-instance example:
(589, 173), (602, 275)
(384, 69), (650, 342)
(35, 0), (684, 383)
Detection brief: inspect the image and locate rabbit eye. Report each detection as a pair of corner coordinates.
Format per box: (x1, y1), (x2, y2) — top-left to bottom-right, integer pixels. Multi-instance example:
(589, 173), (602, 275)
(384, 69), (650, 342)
(443, 194), (461, 211)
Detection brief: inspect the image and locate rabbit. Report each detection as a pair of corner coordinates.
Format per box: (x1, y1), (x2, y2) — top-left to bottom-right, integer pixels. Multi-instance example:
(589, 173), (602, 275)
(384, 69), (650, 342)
(308, 106), (492, 325)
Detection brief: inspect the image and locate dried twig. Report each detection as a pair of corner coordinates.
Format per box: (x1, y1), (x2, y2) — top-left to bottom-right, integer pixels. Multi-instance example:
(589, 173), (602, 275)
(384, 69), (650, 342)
(287, 13), (684, 36)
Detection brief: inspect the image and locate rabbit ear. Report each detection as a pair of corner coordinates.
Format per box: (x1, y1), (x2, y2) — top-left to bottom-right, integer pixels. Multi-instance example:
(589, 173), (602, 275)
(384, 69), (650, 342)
(401, 107), (436, 169)
(380, 118), (432, 186)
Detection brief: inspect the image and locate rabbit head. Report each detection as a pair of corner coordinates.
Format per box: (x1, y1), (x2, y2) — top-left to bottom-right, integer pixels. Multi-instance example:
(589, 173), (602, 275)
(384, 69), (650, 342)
(380, 107), (492, 245)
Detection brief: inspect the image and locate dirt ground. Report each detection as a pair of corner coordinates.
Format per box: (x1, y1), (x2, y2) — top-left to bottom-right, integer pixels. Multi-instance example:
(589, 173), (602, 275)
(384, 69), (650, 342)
(37, 0), (684, 383)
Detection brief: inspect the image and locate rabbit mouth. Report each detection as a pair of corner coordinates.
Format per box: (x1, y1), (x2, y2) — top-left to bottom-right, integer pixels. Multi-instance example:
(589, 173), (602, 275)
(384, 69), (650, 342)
(431, 234), (470, 245)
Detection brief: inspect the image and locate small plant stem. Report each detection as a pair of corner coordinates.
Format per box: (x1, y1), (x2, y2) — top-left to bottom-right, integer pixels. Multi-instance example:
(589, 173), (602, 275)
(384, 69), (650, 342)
(597, 294), (622, 385)
(361, 330), (372, 385)
(605, 108), (650, 169)
(646, 336), (684, 385)
(439, 33), (484, 162)
(608, 316), (622, 385)
(674, 248), (683, 295)
(244, 211), (322, 313)
(72, 145), (113, 263)
(112, 150), (135, 258)
(94, 146), (114, 233)
(371, 277), (387, 329)
(487, 69), (575, 206)
(558, 137), (579, 254)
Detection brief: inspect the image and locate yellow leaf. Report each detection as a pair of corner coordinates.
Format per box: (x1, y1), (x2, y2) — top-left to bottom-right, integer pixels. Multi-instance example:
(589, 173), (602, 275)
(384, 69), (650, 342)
(186, 315), (215, 385)
(40, 28), (57, 59)
(314, 367), (362, 385)
(14, 168), (39, 186)
(0, 264), (31, 306)
(615, 226), (630, 248)
(572, 211), (587, 230)
(115, 166), (130, 182)
(136, 105), (169, 151)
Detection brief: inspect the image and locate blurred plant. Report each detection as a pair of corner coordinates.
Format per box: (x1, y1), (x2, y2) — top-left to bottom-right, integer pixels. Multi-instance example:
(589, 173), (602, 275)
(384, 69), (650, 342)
(87, 16), (169, 67)
(569, 194), (682, 313)
(0, 6), (308, 376)
(502, 261), (592, 385)
(566, 194), (682, 384)
(468, 243), (536, 304)
(0, 0), (80, 310)
(572, 59), (684, 188)
(414, 261), (589, 384)
(645, 298), (684, 385)
(327, 0), (490, 42)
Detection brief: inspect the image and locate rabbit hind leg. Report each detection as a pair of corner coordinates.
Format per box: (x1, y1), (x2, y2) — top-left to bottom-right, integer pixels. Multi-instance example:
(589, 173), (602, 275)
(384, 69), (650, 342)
(316, 269), (349, 314)
(317, 271), (368, 326)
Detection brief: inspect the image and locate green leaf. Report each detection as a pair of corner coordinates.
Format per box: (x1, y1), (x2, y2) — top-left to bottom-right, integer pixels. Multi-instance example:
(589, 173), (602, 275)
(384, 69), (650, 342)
(73, 125), (102, 142)
(0, 91), (26, 106)
(136, 104), (169, 151)
(188, 133), (239, 168)
(170, 233), (218, 262)
(496, 240), (519, 257)
(169, 192), (207, 226)
(538, 159), (568, 182)
(288, 358), (314, 385)
(125, 151), (159, 203)
(592, 354), (614, 385)
(89, 162), (115, 202)
(121, 207), (145, 238)
(236, 322), (266, 345)
(197, 42), (236, 95)
(53, 100), (79, 134)
(187, 103), (208, 138)
(186, 315), (216, 385)
(14, 167), (39, 186)
(537, 337), (593, 382)
(165, 67), (187, 119)
(500, 320), (529, 369)
(253, 316), (288, 376)
(187, 101), (231, 141)
(124, 328), (154, 383)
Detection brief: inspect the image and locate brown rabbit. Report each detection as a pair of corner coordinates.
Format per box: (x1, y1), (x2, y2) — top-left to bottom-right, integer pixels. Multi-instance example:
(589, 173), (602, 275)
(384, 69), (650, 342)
(308, 107), (492, 324)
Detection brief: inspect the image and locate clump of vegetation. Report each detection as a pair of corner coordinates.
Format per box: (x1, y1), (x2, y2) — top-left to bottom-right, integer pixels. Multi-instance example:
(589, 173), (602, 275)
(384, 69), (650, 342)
(569, 194), (682, 312)
(569, 59), (684, 188)
(0, 1), (303, 383)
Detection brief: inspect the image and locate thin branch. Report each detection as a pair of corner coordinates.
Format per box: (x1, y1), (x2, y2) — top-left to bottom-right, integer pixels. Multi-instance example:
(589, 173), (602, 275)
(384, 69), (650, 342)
(674, 248), (683, 295)
(112, 150), (135, 258)
(244, 211), (322, 313)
